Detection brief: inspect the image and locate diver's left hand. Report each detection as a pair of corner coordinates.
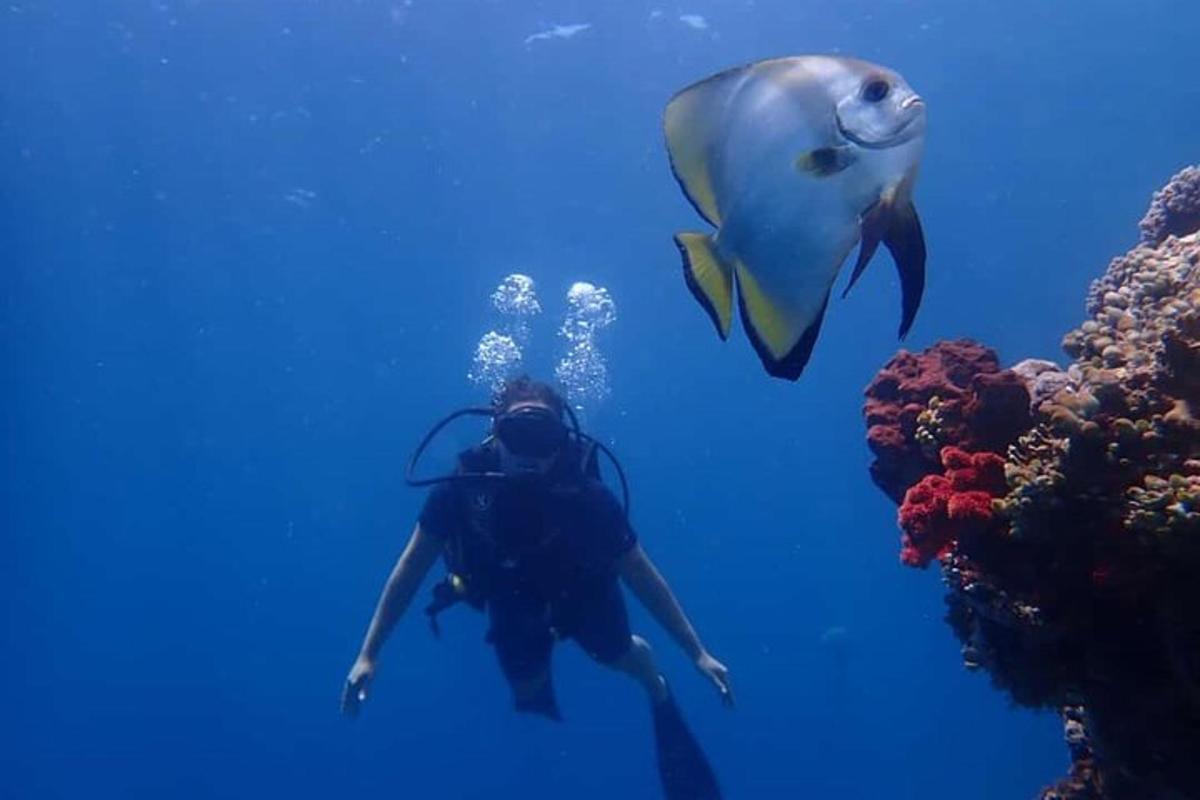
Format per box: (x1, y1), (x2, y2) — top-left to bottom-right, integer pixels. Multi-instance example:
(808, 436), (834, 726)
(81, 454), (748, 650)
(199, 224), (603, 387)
(341, 655), (375, 719)
(694, 650), (734, 707)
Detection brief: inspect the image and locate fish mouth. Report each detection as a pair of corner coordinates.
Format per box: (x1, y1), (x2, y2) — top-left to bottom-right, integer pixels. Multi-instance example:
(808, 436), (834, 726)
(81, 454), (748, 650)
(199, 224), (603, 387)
(839, 96), (925, 150)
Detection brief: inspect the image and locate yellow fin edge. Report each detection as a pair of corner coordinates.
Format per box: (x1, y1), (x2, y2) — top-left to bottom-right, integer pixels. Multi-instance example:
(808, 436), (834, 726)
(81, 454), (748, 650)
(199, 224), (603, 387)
(675, 232), (733, 339)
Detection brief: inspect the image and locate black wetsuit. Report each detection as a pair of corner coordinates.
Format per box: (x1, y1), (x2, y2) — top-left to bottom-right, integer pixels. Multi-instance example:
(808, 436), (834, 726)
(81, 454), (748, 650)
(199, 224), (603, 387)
(419, 444), (637, 699)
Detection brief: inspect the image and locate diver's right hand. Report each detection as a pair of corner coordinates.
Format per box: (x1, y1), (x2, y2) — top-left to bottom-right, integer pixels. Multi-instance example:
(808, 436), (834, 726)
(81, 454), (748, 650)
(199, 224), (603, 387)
(341, 655), (375, 719)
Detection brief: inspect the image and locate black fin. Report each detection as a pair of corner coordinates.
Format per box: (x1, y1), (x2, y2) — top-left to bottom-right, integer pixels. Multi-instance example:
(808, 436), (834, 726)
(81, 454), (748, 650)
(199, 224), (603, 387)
(842, 199), (927, 339)
(737, 282), (831, 381)
(884, 202), (926, 338)
(653, 690), (722, 800)
(842, 199), (887, 299)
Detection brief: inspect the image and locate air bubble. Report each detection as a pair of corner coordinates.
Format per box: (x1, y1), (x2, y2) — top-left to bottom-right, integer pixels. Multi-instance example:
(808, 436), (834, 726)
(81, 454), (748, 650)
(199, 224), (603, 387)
(491, 274), (542, 319)
(469, 273), (542, 393)
(555, 282), (616, 414)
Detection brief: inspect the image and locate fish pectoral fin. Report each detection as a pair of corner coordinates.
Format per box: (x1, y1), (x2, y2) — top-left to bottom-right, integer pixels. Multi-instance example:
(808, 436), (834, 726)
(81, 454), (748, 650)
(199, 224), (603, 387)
(735, 264), (831, 382)
(795, 146), (857, 178)
(841, 197), (927, 339)
(675, 232), (734, 340)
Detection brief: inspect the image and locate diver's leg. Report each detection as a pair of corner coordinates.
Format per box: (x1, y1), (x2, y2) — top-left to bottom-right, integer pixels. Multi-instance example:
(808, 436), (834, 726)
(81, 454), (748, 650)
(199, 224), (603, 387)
(570, 578), (668, 701)
(488, 603), (561, 721)
(573, 581), (722, 800)
(609, 634), (669, 703)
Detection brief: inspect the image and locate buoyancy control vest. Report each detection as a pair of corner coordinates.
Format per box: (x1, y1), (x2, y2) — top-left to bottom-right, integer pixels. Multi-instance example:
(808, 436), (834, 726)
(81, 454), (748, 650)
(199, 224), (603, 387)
(423, 439), (609, 636)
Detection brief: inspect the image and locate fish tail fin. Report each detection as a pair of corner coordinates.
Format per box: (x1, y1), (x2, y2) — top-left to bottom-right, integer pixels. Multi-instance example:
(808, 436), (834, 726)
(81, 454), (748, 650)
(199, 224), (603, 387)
(675, 232), (734, 340)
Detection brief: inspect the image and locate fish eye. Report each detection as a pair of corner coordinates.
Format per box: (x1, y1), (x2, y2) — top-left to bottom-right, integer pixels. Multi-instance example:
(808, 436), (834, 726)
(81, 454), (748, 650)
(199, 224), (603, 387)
(862, 79), (891, 103)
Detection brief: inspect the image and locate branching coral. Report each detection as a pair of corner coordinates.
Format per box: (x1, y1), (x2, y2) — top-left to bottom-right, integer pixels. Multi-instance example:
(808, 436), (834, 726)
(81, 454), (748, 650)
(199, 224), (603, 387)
(864, 167), (1200, 799)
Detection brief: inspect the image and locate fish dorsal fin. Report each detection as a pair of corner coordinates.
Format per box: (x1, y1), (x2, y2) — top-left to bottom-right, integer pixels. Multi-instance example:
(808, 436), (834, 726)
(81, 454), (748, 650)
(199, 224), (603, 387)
(663, 64), (757, 227)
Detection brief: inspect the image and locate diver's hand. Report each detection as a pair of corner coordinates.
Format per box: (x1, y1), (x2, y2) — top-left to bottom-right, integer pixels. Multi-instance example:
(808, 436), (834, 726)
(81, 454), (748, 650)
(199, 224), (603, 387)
(695, 650), (734, 707)
(341, 656), (375, 719)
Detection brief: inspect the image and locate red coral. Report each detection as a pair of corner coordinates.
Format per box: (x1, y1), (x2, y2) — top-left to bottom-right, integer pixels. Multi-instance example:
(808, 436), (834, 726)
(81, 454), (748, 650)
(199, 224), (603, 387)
(965, 371), (1033, 452)
(864, 340), (1029, 503)
(897, 447), (1006, 567)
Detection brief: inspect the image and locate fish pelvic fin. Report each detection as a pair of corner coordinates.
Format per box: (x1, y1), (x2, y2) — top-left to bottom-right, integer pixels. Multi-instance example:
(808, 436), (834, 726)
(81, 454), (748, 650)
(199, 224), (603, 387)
(675, 232), (734, 340)
(888, 202), (926, 338)
(735, 264), (831, 381)
(842, 193), (927, 339)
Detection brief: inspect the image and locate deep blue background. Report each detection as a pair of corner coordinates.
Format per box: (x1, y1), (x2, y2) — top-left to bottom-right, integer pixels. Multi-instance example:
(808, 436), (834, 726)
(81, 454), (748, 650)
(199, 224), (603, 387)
(4, 1), (1198, 798)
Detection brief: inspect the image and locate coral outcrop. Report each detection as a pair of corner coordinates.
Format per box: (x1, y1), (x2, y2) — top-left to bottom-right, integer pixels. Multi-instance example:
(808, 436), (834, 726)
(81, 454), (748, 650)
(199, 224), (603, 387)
(864, 167), (1200, 799)
(1139, 165), (1200, 247)
(864, 341), (1031, 504)
(897, 447), (1006, 567)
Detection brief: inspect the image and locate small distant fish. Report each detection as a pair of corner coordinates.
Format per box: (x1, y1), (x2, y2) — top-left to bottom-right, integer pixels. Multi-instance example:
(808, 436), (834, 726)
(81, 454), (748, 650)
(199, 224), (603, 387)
(523, 23), (591, 45)
(284, 187), (317, 208)
(679, 14), (708, 30)
(664, 55), (928, 380)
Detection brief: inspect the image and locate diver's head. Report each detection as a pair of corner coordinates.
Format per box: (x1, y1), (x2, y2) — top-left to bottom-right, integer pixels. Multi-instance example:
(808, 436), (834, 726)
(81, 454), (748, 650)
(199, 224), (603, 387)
(492, 376), (569, 477)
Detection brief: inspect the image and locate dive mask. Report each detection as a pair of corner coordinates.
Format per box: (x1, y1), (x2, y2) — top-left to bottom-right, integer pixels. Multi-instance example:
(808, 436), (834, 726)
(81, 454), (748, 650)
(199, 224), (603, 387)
(493, 406), (566, 459)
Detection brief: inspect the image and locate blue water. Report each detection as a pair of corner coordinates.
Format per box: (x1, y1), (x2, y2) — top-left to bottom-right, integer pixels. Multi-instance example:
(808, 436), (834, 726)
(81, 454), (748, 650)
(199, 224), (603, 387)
(4, 2), (1198, 798)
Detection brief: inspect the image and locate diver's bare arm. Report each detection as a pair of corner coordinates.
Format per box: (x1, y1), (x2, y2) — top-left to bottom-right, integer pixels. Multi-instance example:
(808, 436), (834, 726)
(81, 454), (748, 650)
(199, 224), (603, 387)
(356, 524), (441, 662)
(619, 544), (705, 661)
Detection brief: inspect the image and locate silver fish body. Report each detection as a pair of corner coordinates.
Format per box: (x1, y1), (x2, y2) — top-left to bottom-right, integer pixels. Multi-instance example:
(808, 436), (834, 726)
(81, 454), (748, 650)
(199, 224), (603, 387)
(664, 56), (928, 380)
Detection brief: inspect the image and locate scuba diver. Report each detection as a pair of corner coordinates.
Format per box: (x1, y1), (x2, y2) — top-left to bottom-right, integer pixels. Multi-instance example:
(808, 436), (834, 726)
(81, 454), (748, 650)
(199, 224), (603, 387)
(341, 375), (732, 800)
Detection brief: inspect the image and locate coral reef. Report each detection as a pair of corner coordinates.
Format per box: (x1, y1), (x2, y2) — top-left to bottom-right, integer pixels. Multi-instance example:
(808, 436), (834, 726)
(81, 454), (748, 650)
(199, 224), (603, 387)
(864, 167), (1200, 799)
(897, 447), (1006, 567)
(1139, 166), (1200, 247)
(864, 341), (1031, 504)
